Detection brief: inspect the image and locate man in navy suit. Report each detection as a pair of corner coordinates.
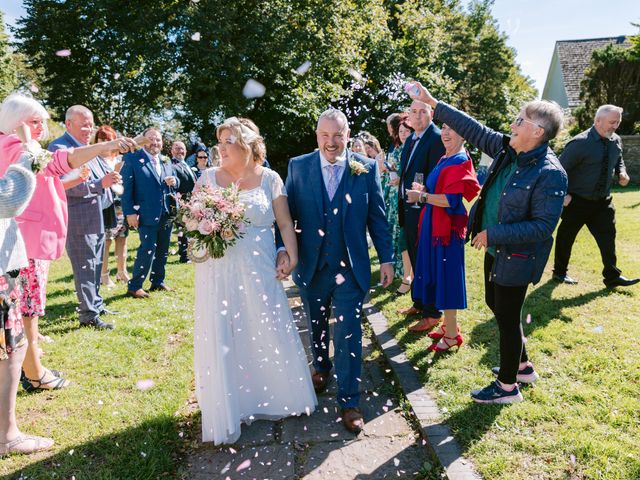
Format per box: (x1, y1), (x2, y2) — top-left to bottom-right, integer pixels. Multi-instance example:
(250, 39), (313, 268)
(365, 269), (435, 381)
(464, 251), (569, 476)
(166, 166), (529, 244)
(278, 109), (394, 434)
(397, 100), (445, 330)
(50, 105), (121, 330)
(121, 128), (179, 298)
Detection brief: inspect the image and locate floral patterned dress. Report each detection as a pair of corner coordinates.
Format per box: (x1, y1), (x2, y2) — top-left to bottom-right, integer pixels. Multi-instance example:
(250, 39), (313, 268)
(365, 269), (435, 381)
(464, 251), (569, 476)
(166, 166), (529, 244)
(382, 145), (404, 278)
(0, 272), (25, 360)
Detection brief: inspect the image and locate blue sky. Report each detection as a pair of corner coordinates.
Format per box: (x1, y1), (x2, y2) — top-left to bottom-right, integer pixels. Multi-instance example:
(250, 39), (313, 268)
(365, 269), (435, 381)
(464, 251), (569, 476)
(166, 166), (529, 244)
(2, 0), (638, 95)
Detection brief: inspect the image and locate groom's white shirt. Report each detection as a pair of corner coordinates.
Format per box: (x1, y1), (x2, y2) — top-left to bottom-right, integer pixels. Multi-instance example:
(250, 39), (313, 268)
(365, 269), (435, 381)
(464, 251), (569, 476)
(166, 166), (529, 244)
(319, 152), (347, 193)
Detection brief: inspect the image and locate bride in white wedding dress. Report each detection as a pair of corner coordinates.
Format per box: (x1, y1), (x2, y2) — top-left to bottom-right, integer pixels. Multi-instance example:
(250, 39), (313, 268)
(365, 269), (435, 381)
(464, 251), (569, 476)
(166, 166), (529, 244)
(193, 117), (317, 444)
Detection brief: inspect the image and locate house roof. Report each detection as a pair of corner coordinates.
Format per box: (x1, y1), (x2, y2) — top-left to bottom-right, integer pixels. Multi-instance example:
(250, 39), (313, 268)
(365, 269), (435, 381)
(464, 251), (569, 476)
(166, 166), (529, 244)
(555, 36), (631, 108)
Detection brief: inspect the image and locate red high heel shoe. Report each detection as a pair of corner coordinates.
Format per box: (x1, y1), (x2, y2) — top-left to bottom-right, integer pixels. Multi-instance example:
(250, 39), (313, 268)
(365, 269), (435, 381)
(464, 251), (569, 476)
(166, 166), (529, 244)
(428, 334), (463, 352)
(427, 326), (460, 341)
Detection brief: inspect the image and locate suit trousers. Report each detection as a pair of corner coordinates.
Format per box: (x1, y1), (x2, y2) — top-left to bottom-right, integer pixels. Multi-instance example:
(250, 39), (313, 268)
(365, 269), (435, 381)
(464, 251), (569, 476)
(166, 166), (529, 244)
(129, 215), (173, 291)
(553, 195), (620, 283)
(402, 205), (441, 318)
(299, 266), (365, 409)
(484, 253), (529, 384)
(67, 233), (105, 323)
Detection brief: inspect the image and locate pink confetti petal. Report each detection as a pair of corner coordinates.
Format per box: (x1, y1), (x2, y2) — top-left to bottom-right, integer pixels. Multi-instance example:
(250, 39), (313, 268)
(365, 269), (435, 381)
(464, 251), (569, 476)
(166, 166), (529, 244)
(55, 49), (71, 57)
(236, 459), (251, 472)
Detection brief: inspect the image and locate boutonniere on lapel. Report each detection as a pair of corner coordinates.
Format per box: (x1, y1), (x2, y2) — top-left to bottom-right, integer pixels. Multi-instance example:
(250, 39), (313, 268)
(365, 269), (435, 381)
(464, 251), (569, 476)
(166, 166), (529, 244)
(348, 160), (368, 176)
(159, 154), (170, 164)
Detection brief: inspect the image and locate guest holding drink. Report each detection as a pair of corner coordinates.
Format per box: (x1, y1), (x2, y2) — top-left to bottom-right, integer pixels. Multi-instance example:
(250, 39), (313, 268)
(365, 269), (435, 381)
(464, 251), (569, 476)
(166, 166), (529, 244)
(406, 124), (480, 350)
(0, 94), (136, 391)
(407, 81), (566, 403)
(397, 98), (446, 328)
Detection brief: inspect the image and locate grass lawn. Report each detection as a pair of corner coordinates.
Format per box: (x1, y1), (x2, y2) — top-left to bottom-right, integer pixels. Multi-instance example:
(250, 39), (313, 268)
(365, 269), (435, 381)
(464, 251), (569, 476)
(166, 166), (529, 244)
(1, 234), (197, 479)
(368, 187), (640, 480)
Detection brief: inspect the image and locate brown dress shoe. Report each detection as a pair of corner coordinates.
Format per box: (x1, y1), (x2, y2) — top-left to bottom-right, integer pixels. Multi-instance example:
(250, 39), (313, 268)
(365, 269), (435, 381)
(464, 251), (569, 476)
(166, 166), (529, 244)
(149, 283), (174, 292)
(311, 372), (331, 393)
(398, 305), (422, 316)
(127, 289), (149, 299)
(408, 316), (441, 332)
(341, 407), (364, 434)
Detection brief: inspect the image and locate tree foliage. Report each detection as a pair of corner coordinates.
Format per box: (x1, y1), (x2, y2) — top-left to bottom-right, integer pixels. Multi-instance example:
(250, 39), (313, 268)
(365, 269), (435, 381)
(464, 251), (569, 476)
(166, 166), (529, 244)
(0, 11), (19, 99)
(13, 0), (536, 168)
(575, 28), (640, 135)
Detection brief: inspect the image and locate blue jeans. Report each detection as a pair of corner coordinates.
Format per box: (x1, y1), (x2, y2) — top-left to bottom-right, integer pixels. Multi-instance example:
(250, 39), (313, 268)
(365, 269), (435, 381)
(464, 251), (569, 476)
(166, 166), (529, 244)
(299, 266), (365, 409)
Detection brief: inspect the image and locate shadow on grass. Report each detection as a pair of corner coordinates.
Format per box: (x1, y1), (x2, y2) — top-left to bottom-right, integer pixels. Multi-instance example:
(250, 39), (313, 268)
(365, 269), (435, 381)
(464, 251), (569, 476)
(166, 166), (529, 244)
(2, 415), (188, 479)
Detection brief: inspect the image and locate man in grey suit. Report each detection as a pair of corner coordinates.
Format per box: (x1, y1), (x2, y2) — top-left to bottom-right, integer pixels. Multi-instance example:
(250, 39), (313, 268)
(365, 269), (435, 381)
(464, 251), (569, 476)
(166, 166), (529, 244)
(49, 105), (121, 330)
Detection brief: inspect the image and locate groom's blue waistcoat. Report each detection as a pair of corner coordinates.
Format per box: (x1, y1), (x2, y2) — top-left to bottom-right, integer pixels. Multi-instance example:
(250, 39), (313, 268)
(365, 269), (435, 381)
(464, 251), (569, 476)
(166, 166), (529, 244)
(282, 150), (394, 293)
(317, 171), (349, 271)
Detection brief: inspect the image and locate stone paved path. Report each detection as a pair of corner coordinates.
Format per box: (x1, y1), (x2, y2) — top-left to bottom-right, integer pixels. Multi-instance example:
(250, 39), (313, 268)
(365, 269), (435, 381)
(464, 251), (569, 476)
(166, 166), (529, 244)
(184, 287), (432, 479)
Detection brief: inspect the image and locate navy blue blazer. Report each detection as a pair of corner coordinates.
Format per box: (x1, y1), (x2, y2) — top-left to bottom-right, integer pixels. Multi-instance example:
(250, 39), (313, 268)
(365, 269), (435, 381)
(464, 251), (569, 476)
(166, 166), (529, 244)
(120, 149), (179, 226)
(284, 150), (393, 293)
(397, 123), (445, 226)
(48, 132), (109, 234)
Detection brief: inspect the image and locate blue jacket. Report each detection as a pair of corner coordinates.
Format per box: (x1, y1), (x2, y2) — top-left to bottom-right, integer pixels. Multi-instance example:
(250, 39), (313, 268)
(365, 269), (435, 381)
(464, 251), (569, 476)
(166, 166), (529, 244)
(283, 150), (393, 293)
(434, 102), (568, 287)
(120, 149), (179, 226)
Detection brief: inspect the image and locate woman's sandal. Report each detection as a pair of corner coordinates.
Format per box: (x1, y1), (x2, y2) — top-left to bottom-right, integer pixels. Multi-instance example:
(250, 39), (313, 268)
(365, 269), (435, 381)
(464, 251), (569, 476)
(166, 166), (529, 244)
(21, 369), (70, 392)
(394, 281), (412, 297)
(0, 434), (54, 456)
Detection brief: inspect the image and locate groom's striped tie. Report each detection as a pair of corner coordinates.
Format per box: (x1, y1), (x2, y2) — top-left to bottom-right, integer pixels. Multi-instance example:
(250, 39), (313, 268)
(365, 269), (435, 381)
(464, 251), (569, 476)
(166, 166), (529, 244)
(325, 164), (341, 200)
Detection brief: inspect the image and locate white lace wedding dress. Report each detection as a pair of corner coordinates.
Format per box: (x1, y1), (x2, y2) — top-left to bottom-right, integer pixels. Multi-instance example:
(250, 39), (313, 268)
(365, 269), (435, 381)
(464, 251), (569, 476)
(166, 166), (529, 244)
(194, 167), (317, 444)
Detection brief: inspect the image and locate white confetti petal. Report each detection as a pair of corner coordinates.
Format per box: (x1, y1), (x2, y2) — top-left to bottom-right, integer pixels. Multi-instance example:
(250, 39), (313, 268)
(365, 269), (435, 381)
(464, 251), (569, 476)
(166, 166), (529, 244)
(191, 32), (201, 41)
(136, 379), (155, 391)
(55, 49), (71, 57)
(242, 79), (265, 99)
(295, 60), (312, 75)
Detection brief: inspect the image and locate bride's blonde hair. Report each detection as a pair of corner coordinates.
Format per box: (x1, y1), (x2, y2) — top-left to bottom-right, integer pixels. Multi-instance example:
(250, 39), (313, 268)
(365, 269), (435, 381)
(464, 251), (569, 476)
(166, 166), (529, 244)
(216, 117), (266, 165)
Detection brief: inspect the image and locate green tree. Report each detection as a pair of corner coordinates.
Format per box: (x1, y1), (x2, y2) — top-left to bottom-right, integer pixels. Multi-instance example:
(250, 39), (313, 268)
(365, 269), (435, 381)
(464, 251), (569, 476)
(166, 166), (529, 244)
(15, 0), (184, 131)
(0, 11), (19, 99)
(177, 0), (392, 166)
(575, 29), (640, 135)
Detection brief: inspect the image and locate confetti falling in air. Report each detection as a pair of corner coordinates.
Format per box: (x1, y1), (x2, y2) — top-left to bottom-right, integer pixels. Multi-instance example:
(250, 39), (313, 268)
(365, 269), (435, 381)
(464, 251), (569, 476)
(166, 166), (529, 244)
(335, 273), (346, 285)
(29, 84), (39, 93)
(242, 79), (266, 99)
(345, 193), (352, 204)
(136, 379), (155, 391)
(236, 459), (251, 472)
(393, 458), (400, 467)
(318, 229), (325, 237)
(526, 313), (532, 324)
(55, 49), (71, 57)
(191, 32), (201, 41)
(348, 68), (363, 82)
(114, 73), (120, 80)
(295, 60), (312, 75)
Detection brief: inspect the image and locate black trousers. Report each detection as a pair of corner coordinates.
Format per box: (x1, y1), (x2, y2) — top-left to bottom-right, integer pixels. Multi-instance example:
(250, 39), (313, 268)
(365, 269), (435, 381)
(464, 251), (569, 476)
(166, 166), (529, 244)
(553, 195), (620, 283)
(402, 205), (440, 318)
(484, 253), (528, 384)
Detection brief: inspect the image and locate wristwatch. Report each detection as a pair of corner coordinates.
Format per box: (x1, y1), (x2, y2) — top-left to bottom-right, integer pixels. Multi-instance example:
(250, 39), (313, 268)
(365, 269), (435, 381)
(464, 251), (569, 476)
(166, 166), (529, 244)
(420, 192), (428, 203)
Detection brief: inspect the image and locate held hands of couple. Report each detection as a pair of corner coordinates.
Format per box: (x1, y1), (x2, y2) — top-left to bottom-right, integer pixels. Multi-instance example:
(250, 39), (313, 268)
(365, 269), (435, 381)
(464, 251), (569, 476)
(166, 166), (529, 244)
(275, 250), (296, 280)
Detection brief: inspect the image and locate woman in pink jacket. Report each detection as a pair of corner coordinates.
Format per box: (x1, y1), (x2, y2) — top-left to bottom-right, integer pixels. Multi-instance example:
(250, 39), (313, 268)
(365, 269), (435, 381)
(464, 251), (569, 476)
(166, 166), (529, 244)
(0, 94), (136, 392)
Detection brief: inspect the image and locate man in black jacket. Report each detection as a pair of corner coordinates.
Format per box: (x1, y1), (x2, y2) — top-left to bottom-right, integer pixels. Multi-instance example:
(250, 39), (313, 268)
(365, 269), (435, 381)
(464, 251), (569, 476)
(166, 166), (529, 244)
(170, 141), (196, 263)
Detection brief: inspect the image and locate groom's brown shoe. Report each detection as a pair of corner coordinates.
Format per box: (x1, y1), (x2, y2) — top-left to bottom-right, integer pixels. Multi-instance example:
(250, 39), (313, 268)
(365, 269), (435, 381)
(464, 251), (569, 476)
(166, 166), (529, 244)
(127, 289), (149, 299)
(312, 372), (331, 393)
(342, 407), (364, 434)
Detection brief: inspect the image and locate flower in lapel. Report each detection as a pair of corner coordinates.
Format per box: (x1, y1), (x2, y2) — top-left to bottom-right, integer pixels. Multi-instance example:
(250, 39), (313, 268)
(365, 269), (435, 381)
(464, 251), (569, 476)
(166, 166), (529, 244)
(348, 160), (368, 176)
(159, 154), (170, 164)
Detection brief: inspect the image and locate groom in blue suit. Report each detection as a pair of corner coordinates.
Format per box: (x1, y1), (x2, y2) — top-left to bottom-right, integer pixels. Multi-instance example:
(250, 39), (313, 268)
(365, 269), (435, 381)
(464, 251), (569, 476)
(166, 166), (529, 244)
(121, 128), (179, 298)
(278, 109), (394, 434)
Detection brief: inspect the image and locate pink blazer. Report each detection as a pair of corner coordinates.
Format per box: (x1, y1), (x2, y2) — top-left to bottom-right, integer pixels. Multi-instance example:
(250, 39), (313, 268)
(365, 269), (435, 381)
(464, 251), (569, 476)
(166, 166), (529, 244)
(0, 134), (72, 260)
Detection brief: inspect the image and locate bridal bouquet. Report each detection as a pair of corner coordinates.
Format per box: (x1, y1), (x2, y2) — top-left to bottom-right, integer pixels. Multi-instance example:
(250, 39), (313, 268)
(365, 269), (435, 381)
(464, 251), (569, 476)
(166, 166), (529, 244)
(178, 184), (248, 261)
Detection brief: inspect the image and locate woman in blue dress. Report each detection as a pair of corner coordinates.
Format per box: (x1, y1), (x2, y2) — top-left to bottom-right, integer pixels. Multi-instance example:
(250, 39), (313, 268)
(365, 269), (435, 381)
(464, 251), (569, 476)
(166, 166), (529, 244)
(406, 124), (480, 351)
